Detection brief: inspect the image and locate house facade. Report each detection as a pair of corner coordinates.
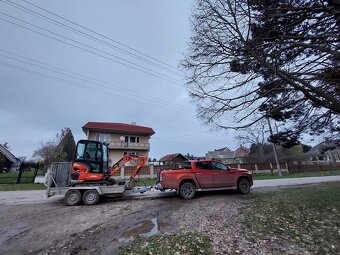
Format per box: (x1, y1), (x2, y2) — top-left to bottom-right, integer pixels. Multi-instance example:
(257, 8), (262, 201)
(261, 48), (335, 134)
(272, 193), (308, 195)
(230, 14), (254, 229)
(0, 144), (20, 172)
(159, 153), (188, 166)
(308, 139), (340, 162)
(82, 122), (155, 164)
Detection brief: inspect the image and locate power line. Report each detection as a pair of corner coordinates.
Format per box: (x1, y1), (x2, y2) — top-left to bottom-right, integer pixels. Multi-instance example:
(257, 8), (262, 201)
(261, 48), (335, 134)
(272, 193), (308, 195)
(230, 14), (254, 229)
(0, 49), (191, 112)
(0, 11), (183, 86)
(151, 131), (210, 140)
(2, 0), (183, 77)
(0, 60), (193, 114)
(22, 0), (181, 73)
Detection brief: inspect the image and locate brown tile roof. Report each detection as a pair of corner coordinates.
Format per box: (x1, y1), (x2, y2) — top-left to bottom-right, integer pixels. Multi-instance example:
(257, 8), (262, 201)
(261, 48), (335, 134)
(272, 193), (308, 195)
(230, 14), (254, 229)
(159, 153), (188, 162)
(82, 122), (155, 135)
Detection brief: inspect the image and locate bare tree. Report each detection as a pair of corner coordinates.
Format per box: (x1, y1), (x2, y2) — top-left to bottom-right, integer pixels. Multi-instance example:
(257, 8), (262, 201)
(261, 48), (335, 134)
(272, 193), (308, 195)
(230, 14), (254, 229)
(182, 0), (340, 141)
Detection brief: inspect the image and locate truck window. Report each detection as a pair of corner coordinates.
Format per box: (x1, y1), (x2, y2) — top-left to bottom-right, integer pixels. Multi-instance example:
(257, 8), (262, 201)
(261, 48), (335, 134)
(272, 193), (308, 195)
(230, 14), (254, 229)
(195, 161), (212, 170)
(211, 162), (229, 171)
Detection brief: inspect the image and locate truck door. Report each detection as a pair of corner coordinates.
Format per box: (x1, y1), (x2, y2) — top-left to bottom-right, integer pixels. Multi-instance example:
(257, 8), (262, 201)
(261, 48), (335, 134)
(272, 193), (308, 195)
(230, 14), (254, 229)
(211, 162), (234, 187)
(193, 161), (215, 188)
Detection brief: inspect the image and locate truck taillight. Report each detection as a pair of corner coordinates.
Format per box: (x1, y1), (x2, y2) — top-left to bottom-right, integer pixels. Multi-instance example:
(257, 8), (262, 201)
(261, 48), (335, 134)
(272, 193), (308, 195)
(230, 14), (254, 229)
(160, 175), (163, 181)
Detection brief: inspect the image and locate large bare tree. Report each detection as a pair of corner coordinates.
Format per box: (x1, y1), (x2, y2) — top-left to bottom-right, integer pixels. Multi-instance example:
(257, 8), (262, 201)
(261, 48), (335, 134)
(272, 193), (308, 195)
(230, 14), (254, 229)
(182, 0), (340, 142)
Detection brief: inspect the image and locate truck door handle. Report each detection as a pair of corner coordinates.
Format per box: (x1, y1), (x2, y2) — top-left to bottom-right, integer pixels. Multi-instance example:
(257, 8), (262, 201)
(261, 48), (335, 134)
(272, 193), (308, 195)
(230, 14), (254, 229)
(196, 173), (202, 175)
(214, 173), (219, 174)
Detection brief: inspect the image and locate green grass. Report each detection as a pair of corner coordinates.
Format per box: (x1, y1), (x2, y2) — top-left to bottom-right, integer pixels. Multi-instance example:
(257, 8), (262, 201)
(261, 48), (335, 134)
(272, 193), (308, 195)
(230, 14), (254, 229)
(118, 232), (212, 255)
(242, 182), (340, 254)
(135, 178), (157, 186)
(0, 183), (46, 191)
(253, 169), (340, 180)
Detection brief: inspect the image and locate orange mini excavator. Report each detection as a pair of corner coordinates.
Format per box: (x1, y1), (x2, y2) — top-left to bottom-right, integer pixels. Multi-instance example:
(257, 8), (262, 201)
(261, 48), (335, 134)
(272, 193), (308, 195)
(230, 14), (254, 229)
(71, 139), (147, 187)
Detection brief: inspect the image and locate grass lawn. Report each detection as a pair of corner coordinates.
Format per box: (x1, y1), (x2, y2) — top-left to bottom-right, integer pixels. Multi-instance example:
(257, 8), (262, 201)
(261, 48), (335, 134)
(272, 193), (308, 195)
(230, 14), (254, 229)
(242, 182), (340, 254)
(118, 232), (212, 255)
(0, 183), (46, 191)
(135, 178), (157, 186)
(253, 169), (340, 180)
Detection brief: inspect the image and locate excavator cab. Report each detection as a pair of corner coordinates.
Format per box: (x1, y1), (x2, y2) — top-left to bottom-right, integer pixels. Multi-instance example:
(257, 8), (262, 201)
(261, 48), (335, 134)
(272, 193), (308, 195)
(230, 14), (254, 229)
(71, 140), (109, 182)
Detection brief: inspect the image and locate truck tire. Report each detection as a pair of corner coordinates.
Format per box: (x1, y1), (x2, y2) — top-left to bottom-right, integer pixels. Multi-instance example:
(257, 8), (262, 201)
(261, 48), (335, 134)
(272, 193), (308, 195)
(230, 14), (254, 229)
(64, 190), (82, 206)
(82, 190), (100, 205)
(237, 178), (251, 194)
(179, 182), (196, 199)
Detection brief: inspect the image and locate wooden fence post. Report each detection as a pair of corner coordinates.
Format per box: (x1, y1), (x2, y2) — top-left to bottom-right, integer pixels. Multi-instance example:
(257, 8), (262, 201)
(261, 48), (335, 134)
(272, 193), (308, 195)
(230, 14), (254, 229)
(150, 165), (154, 179)
(254, 163), (258, 175)
(16, 163), (24, 184)
(32, 163), (39, 183)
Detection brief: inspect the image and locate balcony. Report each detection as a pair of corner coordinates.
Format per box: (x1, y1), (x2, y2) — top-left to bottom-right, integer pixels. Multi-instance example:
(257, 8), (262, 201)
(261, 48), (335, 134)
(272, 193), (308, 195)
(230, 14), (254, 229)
(107, 141), (150, 150)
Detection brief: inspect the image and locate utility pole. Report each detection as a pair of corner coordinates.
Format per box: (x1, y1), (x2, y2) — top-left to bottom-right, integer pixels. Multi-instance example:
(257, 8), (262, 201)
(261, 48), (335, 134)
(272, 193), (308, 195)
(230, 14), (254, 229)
(266, 117), (282, 177)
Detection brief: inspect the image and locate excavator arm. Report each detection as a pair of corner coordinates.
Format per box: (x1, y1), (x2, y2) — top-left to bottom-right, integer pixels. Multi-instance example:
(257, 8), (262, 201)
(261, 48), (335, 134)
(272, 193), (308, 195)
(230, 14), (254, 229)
(109, 155), (148, 178)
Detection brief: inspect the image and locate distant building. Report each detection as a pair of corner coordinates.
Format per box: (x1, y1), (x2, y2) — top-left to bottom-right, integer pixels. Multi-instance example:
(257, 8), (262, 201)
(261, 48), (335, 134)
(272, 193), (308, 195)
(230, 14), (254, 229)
(159, 153), (188, 166)
(307, 139), (340, 162)
(206, 146), (249, 164)
(0, 144), (20, 172)
(82, 122), (155, 164)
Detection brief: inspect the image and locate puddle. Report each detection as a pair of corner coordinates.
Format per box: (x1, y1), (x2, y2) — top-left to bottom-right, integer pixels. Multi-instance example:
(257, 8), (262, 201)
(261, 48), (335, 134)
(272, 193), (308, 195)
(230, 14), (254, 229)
(140, 218), (158, 238)
(119, 217), (166, 243)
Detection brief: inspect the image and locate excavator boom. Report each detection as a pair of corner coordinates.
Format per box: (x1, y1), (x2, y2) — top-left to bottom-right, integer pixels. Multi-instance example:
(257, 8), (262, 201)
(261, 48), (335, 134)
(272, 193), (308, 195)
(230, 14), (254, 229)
(109, 155), (148, 178)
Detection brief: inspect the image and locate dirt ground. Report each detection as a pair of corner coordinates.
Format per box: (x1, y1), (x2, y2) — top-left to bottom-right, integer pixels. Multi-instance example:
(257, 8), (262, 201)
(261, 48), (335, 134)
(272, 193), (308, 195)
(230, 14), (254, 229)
(1, 187), (330, 255)
(0, 190), (250, 255)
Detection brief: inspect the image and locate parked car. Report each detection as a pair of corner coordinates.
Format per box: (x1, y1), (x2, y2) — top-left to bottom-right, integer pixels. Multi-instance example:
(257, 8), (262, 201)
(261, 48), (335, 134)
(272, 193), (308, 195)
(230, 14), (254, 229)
(156, 160), (253, 199)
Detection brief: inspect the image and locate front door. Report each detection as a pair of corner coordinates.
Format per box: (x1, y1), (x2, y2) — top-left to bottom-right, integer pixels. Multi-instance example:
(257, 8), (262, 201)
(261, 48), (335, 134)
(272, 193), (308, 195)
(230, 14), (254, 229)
(211, 162), (234, 187)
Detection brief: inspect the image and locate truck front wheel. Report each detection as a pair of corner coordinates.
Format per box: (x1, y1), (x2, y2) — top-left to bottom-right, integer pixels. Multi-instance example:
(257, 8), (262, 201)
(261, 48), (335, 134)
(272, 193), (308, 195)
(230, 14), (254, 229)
(179, 182), (196, 199)
(237, 178), (251, 194)
(64, 190), (82, 206)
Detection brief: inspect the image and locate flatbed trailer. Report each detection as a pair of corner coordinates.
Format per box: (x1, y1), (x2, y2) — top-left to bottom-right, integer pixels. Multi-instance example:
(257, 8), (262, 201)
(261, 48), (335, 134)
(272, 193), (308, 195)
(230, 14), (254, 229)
(46, 162), (150, 205)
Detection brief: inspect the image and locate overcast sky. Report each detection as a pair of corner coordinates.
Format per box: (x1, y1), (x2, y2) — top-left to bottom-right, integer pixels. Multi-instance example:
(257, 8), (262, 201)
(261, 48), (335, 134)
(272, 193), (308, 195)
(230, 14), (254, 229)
(0, 0), (239, 160)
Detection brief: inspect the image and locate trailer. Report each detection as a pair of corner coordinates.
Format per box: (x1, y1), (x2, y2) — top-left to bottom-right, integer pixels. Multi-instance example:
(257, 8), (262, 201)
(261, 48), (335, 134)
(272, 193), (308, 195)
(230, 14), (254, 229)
(46, 162), (151, 206)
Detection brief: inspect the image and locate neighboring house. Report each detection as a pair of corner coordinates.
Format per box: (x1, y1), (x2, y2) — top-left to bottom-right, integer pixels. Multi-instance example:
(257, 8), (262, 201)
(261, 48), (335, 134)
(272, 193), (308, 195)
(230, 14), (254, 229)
(0, 144), (20, 172)
(82, 122), (155, 164)
(159, 153), (188, 166)
(307, 139), (340, 162)
(206, 146), (249, 164)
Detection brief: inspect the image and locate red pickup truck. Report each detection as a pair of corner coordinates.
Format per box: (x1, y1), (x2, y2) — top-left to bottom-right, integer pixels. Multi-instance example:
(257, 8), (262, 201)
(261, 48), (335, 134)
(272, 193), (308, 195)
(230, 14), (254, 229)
(156, 160), (253, 199)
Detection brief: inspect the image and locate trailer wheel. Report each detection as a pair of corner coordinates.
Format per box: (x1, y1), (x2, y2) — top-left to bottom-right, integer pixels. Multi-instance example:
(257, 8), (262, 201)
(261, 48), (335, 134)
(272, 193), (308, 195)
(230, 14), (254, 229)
(82, 190), (100, 205)
(64, 190), (82, 206)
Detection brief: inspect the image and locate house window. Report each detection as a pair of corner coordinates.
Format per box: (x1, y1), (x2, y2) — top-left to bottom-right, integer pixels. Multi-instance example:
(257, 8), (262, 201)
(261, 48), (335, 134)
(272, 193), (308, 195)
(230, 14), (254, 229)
(124, 151), (140, 156)
(96, 134), (110, 142)
(124, 136), (140, 143)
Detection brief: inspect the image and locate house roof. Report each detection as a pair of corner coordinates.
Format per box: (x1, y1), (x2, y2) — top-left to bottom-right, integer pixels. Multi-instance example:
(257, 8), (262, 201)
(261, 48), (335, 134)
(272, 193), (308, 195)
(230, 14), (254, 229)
(82, 122), (155, 135)
(214, 147), (231, 152)
(308, 139), (340, 155)
(159, 153), (188, 162)
(207, 146), (249, 159)
(0, 144), (19, 163)
(234, 146), (250, 158)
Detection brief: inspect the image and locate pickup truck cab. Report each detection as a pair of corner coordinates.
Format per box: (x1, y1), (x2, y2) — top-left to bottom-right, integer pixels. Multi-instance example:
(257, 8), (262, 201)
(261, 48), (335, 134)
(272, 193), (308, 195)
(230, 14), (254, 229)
(157, 160), (253, 199)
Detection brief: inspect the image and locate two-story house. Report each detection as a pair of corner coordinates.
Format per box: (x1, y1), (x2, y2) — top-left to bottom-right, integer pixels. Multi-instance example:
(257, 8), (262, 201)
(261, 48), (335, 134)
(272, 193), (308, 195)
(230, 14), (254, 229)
(82, 122), (155, 164)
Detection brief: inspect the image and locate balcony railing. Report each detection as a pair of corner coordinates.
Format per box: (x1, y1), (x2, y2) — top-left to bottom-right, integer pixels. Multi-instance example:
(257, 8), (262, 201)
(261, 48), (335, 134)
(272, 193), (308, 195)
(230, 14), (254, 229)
(107, 141), (150, 150)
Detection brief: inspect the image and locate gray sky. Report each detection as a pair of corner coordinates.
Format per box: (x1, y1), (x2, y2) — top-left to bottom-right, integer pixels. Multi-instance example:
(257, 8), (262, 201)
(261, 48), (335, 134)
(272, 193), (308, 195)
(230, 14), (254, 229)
(0, 0), (237, 160)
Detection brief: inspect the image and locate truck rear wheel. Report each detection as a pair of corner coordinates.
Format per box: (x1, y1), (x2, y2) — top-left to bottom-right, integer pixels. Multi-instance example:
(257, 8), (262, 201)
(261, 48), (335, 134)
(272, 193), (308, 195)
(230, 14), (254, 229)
(82, 190), (100, 205)
(179, 182), (196, 199)
(64, 190), (82, 206)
